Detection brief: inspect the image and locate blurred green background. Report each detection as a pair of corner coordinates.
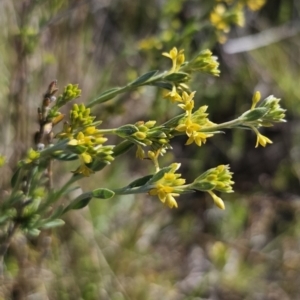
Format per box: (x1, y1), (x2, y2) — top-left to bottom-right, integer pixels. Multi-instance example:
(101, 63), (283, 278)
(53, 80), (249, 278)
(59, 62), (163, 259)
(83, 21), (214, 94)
(1, 0), (300, 299)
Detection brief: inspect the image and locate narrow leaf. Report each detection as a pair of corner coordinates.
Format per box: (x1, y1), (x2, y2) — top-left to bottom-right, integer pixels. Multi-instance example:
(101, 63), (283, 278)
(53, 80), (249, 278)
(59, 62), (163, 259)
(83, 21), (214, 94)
(240, 107), (268, 122)
(191, 181), (215, 191)
(40, 219), (65, 229)
(127, 174), (153, 188)
(92, 188), (115, 199)
(129, 70), (158, 86)
(147, 166), (173, 184)
(11, 167), (21, 188)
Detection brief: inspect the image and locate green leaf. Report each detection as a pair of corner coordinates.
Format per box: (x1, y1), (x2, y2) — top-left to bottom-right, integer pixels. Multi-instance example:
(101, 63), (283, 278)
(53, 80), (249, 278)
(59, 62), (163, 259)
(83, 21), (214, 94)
(27, 228), (41, 237)
(49, 205), (64, 220)
(163, 72), (190, 82)
(191, 181), (215, 191)
(63, 192), (93, 212)
(0, 215), (10, 226)
(115, 125), (139, 137)
(89, 87), (120, 104)
(129, 70), (158, 86)
(11, 167), (21, 188)
(240, 107), (268, 122)
(67, 144), (87, 154)
(92, 188), (115, 199)
(40, 219), (65, 229)
(52, 152), (78, 161)
(147, 166), (173, 184)
(113, 141), (134, 157)
(127, 174), (153, 188)
(151, 81), (173, 90)
(87, 159), (109, 172)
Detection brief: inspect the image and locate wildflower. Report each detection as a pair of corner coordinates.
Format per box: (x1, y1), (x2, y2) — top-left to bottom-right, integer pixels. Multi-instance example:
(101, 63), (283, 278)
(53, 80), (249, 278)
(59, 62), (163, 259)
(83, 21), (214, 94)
(162, 47), (185, 73)
(251, 91), (261, 110)
(149, 184), (179, 208)
(208, 190), (225, 210)
(210, 4), (230, 32)
(149, 163), (186, 209)
(176, 118), (213, 146)
(24, 148), (40, 164)
(259, 96), (286, 123)
(186, 131), (212, 147)
(253, 128), (273, 148)
(163, 85), (182, 103)
(182, 50), (220, 76)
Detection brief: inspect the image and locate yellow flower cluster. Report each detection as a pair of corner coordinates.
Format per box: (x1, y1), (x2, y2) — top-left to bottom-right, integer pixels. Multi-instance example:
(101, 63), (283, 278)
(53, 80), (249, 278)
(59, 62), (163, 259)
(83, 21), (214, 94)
(210, 0), (266, 42)
(164, 90), (214, 146)
(149, 163), (185, 208)
(192, 165), (234, 209)
(57, 103), (113, 176)
(162, 47), (185, 73)
(245, 91), (285, 148)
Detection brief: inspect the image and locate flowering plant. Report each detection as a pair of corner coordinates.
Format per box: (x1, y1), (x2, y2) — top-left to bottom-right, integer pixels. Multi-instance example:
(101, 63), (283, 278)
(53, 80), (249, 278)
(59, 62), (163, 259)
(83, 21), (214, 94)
(0, 46), (285, 259)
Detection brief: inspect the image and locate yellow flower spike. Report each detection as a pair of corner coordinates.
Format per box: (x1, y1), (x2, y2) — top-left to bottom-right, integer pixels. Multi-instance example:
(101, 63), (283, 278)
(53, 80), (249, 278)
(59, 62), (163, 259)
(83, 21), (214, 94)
(251, 91), (261, 110)
(208, 190), (225, 210)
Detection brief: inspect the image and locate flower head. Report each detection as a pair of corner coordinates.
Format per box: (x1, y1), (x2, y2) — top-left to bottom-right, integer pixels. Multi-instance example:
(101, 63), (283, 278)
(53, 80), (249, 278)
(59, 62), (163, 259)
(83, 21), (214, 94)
(149, 163), (186, 209)
(162, 47), (185, 73)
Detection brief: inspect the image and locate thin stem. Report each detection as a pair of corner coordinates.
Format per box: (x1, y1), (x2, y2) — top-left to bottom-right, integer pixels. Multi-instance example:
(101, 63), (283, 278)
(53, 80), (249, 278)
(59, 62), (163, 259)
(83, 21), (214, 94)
(86, 72), (167, 108)
(199, 118), (243, 132)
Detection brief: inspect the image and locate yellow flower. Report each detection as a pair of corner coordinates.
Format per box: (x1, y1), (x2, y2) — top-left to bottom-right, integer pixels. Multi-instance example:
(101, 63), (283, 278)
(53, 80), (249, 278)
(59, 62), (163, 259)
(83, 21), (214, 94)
(208, 190), (225, 210)
(186, 131), (213, 147)
(163, 85), (182, 103)
(24, 148), (40, 164)
(251, 91), (261, 110)
(246, 0), (266, 11)
(255, 132), (273, 148)
(176, 118), (201, 136)
(177, 91), (196, 113)
(149, 163), (185, 209)
(81, 152), (92, 164)
(210, 4), (230, 32)
(149, 184), (179, 208)
(162, 47), (185, 73)
(72, 164), (94, 177)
